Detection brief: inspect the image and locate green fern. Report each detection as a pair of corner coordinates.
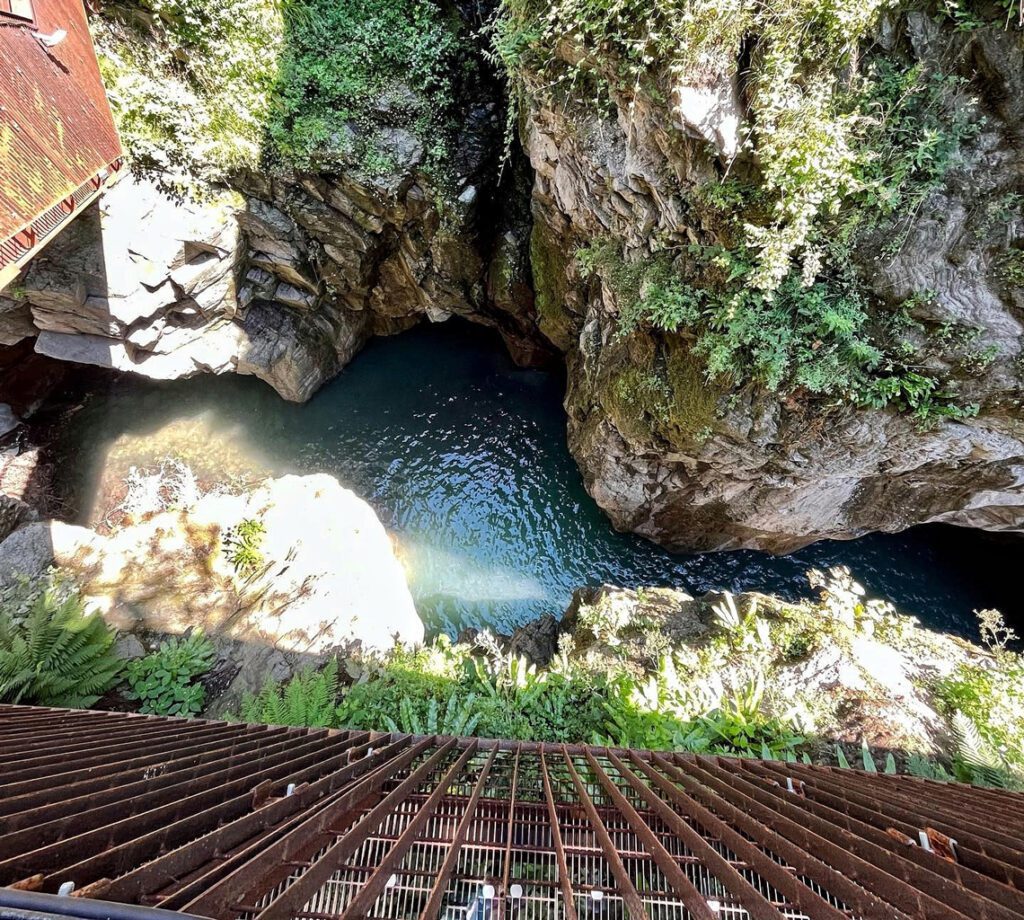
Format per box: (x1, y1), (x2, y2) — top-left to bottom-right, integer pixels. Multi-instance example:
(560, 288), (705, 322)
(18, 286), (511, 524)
(0, 586), (122, 708)
(375, 691), (485, 736)
(238, 659), (341, 727)
(950, 711), (1022, 789)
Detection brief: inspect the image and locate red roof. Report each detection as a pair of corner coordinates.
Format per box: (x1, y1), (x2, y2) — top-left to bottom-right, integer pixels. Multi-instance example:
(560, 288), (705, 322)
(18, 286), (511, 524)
(0, 0), (121, 247)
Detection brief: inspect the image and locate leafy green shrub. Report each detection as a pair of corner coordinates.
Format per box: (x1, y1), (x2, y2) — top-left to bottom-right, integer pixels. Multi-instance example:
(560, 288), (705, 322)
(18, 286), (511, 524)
(0, 580), (123, 708)
(600, 669), (803, 759)
(237, 636), (804, 758)
(932, 610), (1024, 786)
(506, 2), (984, 417)
(124, 631), (216, 716)
(223, 518), (266, 575)
(96, 0), (469, 185)
(239, 658), (342, 727)
(267, 0), (466, 173)
(94, 0), (283, 193)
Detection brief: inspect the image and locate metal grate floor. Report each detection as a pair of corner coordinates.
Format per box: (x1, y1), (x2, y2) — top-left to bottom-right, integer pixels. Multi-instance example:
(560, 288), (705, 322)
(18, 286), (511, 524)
(2, 706), (1024, 920)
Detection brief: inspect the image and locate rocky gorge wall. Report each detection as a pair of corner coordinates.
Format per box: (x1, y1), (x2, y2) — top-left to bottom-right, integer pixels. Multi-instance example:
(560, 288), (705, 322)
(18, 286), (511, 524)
(0, 142), (543, 403)
(517, 7), (1024, 552)
(2, 2), (1024, 556)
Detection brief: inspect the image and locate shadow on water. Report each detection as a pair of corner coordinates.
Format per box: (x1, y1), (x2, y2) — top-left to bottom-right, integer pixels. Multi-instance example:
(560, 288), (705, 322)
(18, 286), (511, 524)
(46, 320), (1024, 640)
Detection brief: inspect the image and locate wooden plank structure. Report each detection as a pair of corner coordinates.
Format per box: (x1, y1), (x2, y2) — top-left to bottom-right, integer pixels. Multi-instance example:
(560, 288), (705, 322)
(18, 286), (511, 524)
(1, 705), (1024, 920)
(0, 0), (122, 289)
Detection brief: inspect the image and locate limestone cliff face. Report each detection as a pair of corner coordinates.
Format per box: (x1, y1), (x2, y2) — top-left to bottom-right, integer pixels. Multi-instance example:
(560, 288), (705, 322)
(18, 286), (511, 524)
(521, 11), (1024, 552)
(0, 20), (546, 403)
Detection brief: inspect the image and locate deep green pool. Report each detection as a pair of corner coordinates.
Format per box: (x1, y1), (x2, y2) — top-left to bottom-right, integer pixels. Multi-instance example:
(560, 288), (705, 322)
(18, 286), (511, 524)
(50, 321), (1023, 639)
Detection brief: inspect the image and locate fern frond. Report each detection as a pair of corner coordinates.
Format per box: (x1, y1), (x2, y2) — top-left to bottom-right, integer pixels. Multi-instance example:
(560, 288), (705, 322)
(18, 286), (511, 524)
(0, 581), (121, 708)
(951, 711), (1016, 788)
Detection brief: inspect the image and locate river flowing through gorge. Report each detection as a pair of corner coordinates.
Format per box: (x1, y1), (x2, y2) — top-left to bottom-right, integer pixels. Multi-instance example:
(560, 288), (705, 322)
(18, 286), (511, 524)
(42, 321), (1024, 640)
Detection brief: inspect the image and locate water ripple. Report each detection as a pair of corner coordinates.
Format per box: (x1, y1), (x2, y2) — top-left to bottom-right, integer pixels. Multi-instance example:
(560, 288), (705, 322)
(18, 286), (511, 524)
(50, 321), (1024, 640)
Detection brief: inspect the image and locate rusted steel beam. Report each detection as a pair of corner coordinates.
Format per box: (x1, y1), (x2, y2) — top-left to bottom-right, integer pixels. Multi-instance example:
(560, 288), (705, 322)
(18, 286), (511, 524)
(561, 747), (649, 920)
(736, 759), (1024, 914)
(0, 724), (300, 799)
(496, 743), (521, 920)
(3, 707), (1024, 920)
(92, 737), (401, 907)
(651, 754), (919, 920)
(607, 750), (810, 920)
(0, 719), (258, 772)
(0, 709), (117, 735)
(245, 739), (461, 920)
(0, 731), (367, 886)
(179, 737), (444, 919)
(418, 748), (498, 920)
(0, 713), (230, 762)
(622, 751), (851, 920)
(540, 751), (579, 920)
(338, 741), (479, 919)
(678, 755), (1010, 920)
(750, 760), (1024, 890)
(769, 760), (1024, 853)
(583, 750), (719, 920)
(1, 726), (309, 834)
(0, 708), (149, 745)
(54, 732), (382, 900)
(780, 758), (1024, 836)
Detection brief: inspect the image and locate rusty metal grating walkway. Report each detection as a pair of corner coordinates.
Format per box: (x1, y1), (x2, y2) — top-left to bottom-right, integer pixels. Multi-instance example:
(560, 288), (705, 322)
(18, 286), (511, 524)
(2, 706), (1024, 920)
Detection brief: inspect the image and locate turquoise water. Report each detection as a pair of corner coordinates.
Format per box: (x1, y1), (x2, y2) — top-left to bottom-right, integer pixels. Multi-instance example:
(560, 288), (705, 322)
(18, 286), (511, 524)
(51, 321), (1023, 639)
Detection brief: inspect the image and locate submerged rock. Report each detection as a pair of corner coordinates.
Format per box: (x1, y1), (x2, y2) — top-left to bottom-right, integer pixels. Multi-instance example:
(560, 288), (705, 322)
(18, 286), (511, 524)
(0, 473), (423, 657)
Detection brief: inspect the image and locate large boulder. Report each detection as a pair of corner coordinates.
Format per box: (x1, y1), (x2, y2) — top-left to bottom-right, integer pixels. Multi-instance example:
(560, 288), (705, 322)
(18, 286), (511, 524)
(0, 177), (344, 403)
(0, 474), (422, 655)
(551, 577), (989, 753)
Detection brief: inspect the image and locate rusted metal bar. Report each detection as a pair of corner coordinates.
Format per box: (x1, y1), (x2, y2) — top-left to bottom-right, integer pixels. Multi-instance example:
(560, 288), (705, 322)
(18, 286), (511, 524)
(651, 753), (919, 920)
(736, 758), (1024, 913)
(0, 727), (319, 838)
(161, 736), (435, 914)
(418, 748), (498, 920)
(338, 741), (479, 919)
(96, 737), (404, 906)
(561, 747), (649, 920)
(1, 731), (368, 886)
(0, 712), (240, 755)
(4, 707), (1024, 920)
(608, 750), (814, 920)
(750, 760), (1024, 890)
(0, 724), (301, 801)
(769, 759), (1024, 853)
(623, 751), (853, 920)
(540, 750), (579, 920)
(583, 750), (719, 920)
(245, 739), (461, 920)
(677, 755), (1001, 920)
(496, 743), (521, 920)
(0, 721), (270, 774)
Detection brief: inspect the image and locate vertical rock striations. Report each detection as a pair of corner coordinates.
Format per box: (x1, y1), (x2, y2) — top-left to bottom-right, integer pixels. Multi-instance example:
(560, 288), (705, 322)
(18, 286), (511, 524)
(514, 9), (1024, 551)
